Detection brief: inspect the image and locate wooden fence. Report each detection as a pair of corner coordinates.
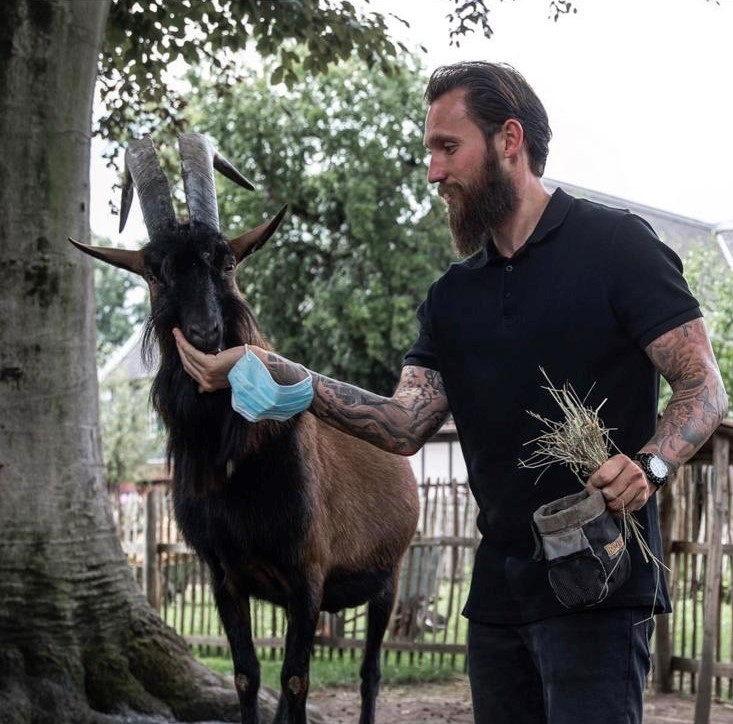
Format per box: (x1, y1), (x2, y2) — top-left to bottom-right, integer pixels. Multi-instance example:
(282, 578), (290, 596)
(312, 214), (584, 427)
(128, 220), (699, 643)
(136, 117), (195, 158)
(112, 422), (733, 720)
(655, 423), (733, 723)
(113, 457), (479, 667)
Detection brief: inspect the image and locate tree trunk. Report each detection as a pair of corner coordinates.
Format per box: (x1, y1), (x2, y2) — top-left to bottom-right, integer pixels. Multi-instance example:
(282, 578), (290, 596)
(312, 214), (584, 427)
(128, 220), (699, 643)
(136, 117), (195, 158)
(0, 2), (281, 721)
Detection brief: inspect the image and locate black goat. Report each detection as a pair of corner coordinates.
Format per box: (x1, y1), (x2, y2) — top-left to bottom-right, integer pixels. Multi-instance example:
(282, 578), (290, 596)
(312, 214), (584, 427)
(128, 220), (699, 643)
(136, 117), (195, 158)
(70, 134), (419, 724)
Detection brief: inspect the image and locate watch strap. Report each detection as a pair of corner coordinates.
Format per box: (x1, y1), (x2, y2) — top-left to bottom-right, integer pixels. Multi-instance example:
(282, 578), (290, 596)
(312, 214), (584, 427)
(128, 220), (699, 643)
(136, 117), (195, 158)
(633, 452), (670, 489)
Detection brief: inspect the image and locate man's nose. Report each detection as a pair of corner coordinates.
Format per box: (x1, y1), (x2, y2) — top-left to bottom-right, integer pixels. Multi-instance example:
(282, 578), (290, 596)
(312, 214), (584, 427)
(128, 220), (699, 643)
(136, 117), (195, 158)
(427, 157), (446, 185)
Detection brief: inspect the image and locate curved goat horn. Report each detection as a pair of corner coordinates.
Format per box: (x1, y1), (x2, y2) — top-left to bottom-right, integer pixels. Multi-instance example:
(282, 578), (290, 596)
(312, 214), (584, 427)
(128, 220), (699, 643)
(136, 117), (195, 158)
(119, 137), (177, 240)
(179, 132), (255, 233)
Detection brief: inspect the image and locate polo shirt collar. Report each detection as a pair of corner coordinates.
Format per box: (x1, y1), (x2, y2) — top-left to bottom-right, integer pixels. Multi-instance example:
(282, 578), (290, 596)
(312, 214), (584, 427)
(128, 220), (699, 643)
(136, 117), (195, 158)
(466, 186), (574, 268)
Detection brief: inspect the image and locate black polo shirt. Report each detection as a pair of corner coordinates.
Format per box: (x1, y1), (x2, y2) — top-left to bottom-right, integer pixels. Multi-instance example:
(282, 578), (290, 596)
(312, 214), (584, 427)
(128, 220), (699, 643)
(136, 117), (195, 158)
(405, 187), (701, 624)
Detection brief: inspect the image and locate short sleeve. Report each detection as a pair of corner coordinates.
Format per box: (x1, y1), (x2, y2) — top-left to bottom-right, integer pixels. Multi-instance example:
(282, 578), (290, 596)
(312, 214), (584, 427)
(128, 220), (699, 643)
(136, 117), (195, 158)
(607, 214), (702, 348)
(403, 283), (441, 371)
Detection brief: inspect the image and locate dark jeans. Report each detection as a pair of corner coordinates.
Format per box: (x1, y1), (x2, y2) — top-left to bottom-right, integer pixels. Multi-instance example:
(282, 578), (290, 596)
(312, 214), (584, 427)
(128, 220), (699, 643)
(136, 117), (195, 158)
(467, 607), (655, 724)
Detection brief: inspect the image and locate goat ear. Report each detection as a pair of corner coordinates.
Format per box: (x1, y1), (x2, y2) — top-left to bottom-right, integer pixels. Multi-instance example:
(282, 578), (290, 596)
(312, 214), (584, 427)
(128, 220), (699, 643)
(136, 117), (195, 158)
(68, 237), (145, 276)
(229, 205), (288, 263)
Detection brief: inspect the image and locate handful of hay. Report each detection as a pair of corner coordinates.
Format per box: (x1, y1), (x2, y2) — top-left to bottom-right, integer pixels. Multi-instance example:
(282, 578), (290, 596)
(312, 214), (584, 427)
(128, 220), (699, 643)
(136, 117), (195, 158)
(519, 368), (661, 568)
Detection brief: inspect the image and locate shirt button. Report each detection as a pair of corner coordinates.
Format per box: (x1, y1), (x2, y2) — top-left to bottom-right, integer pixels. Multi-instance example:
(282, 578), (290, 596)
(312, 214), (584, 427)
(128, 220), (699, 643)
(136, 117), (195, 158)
(505, 264), (513, 272)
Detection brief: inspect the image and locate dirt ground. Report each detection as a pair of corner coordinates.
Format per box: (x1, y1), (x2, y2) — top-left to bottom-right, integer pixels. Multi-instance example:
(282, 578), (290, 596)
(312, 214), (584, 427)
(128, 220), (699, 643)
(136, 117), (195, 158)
(308, 678), (733, 723)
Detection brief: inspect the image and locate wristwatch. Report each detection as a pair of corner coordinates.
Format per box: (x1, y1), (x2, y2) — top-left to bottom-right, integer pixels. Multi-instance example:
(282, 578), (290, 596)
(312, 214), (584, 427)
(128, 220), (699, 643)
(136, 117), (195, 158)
(633, 453), (671, 489)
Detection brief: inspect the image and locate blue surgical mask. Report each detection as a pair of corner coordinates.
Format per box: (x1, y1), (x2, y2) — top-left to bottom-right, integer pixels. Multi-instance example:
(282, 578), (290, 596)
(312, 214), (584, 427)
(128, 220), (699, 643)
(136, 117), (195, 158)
(227, 349), (314, 423)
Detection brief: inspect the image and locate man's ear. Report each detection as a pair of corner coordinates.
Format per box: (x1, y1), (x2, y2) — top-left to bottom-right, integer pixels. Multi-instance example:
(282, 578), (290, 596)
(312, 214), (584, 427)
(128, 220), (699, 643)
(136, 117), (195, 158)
(499, 118), (525, 159)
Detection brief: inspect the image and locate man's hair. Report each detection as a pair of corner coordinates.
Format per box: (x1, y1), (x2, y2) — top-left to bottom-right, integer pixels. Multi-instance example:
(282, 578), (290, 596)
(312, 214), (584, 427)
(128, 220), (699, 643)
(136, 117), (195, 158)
(425, 61), (552, 176)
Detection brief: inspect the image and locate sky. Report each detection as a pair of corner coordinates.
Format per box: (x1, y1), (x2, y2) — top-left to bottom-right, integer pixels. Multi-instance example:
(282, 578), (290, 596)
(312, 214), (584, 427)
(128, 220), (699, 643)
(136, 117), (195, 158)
(90, 0), (733, 244)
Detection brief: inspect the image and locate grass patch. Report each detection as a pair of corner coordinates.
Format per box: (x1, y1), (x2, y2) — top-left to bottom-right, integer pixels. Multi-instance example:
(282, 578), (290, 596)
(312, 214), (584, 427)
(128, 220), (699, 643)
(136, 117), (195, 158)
(198, 651), (464, 690)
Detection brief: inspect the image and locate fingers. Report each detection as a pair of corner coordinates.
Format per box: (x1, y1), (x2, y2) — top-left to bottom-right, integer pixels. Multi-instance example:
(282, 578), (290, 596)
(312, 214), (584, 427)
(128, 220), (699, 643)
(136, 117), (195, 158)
(586, 453), (653, 514)
(173, 328), (208, 371)
(172, 328), (207, 388)
(172, 328), (245, 392)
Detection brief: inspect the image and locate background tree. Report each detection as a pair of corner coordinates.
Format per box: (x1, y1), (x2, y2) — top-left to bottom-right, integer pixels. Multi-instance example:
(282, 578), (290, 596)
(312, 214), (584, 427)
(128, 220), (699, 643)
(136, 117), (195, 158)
(97, 0), (411, 160)
(185, 56), (453, 394)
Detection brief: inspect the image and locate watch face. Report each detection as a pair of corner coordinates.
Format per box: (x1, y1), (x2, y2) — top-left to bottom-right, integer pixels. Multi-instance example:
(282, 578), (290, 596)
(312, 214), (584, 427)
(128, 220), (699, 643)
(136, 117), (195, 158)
(649, 456), (668, 479)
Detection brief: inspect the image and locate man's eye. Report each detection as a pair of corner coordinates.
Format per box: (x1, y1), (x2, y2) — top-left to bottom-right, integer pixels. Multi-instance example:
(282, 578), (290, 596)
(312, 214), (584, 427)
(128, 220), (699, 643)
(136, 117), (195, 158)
(445, 144), (457, 155)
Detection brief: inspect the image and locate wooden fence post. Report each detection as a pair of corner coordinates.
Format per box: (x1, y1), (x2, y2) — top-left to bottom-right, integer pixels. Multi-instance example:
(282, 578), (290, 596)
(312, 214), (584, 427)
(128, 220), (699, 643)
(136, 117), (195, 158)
(143, 486), (160, 610)
(655, 469), (677, 692)
(694, 433), (729, 724)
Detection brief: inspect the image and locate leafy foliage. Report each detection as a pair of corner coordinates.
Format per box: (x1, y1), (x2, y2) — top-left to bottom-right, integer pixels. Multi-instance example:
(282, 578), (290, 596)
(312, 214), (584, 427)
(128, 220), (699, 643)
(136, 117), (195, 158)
(184, 55), (454, 393)
(446, 0), (578, 47)
(98, 0), (412, 154)
(97, 0), (583, 165)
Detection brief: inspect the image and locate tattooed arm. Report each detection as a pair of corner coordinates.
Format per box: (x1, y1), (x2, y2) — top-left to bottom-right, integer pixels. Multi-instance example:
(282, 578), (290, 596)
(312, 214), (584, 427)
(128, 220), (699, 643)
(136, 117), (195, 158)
(587, 318), (728, 512)
(641, 318), (728, 472)
(253, 349), (450, 454)
(172, 329), (450, 455)
(308, 365), (450, 455)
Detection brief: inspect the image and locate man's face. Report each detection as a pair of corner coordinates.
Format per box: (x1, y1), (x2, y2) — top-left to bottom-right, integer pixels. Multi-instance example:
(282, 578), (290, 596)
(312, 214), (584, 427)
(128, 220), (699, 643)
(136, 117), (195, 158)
(424, 88), (517, 256)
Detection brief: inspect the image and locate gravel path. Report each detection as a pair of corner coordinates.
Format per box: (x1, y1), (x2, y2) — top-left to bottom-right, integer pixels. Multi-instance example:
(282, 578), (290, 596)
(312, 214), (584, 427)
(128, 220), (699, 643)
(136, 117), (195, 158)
(307, 679), (733, 723)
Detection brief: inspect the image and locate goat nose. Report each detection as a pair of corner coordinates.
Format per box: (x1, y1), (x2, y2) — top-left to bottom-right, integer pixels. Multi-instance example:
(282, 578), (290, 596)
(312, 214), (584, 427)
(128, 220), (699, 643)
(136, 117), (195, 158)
(187, 322), (222, 353)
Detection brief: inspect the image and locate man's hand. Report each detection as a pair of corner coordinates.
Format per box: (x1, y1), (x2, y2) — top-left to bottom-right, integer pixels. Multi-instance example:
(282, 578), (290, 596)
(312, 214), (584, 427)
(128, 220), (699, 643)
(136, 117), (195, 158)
(173, 328), (245, 392)
(586, 453), (654, 514)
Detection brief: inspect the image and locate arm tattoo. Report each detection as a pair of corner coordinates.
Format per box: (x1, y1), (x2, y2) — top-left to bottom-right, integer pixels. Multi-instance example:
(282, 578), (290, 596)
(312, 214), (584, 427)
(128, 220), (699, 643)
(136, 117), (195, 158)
(310, 365), (450, 455)
(643, 319), (728, 469)
(260, 351), (450, 454)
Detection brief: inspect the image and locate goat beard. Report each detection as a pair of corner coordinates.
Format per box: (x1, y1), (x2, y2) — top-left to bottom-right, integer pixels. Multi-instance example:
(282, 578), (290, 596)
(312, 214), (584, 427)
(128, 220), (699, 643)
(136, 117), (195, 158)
(442, 148), (518, 258)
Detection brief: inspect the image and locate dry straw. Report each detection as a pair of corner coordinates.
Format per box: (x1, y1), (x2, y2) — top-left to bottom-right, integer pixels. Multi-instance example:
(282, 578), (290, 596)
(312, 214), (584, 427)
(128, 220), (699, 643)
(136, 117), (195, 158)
(519, 368), (665, 573)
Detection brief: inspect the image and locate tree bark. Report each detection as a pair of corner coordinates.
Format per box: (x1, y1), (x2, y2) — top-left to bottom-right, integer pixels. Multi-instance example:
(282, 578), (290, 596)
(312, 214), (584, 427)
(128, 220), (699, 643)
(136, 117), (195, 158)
(0, 2), (281, 721)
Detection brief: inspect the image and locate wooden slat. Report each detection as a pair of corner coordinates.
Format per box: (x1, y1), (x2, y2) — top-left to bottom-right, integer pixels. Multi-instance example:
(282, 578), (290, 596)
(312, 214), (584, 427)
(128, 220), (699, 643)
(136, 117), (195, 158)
(656, 474), (676, 692)
(143, 489), (159, 609)
(156, 542), (190, 554)
(671, 656), (733, 679)
(671, 541), (733, 555)
(694, 434), (729, 724)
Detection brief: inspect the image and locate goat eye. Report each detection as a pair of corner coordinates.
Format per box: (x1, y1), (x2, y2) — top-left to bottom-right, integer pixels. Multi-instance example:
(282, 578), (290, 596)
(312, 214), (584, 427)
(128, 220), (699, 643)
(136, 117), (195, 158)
(144, 270), (161, 286)
(224, 260), (236, 273)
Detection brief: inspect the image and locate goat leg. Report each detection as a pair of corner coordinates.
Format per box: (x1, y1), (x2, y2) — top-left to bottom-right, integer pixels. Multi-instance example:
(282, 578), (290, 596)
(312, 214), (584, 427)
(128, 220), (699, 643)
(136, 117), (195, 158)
(210, 568), (261, 724)
(274, 579), (323, 724)
(359, 571), (397, 724)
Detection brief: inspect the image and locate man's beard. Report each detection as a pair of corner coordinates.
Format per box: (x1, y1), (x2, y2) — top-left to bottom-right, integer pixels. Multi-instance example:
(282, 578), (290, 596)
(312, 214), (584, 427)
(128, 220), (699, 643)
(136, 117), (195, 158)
(442, 151), (517, 257)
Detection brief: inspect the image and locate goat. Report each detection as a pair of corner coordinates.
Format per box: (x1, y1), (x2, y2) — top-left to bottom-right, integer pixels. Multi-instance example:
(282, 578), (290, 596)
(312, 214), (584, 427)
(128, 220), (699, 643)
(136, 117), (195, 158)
(69, 133), (419, 724)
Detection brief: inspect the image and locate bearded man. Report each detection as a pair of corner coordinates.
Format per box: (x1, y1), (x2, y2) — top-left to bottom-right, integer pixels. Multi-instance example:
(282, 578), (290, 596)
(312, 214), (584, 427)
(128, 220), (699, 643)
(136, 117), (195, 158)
(175, 62), (727, 724)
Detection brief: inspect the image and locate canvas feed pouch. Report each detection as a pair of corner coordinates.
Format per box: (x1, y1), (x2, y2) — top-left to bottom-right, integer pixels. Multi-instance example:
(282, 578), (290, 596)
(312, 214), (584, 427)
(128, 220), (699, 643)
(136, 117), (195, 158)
(532, 489), (631, 609)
